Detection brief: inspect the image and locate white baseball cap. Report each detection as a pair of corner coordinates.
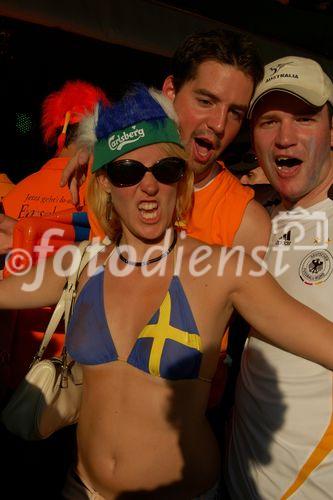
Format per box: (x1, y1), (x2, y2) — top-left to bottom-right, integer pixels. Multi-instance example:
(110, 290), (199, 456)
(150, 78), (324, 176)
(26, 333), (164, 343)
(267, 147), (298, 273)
(248, 56), (333, 118)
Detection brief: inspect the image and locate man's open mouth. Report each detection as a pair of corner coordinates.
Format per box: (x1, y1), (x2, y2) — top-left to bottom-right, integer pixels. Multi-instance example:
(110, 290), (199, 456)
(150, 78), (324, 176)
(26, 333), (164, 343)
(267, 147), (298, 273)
(275, 157), (302, 169)
(193, 136), (216, 163)
(195, 137), (214, 151)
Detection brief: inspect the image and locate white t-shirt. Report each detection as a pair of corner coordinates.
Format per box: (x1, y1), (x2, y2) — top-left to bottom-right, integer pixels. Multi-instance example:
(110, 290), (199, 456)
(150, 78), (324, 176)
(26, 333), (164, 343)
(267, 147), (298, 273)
(228, 198), (333, 499)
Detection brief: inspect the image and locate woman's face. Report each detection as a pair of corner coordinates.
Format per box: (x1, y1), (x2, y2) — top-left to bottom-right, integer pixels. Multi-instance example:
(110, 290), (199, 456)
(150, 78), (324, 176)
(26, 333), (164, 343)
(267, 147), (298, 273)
(98, 144), (180, 243)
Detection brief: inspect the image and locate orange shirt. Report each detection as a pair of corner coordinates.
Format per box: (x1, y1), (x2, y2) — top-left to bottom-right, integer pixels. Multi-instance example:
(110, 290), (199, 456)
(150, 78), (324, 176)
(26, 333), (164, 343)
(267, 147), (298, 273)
(2, 157), (86, 219)
(185, 163), (254, 246)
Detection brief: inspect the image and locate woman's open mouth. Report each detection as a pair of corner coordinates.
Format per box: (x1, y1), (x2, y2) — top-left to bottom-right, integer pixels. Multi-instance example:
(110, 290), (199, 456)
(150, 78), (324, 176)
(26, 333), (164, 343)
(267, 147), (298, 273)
(138, 201), (159, 221)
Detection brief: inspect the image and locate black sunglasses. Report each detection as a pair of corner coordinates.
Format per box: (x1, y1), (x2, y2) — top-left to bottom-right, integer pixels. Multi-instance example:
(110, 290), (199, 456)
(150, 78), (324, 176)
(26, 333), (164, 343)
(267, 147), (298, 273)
(105, 157), (185, 187)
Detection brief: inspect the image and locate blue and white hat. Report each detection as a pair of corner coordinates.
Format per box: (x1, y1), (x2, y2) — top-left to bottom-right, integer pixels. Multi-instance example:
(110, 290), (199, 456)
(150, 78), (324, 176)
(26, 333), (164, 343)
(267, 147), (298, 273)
(84, 84), (183, 172)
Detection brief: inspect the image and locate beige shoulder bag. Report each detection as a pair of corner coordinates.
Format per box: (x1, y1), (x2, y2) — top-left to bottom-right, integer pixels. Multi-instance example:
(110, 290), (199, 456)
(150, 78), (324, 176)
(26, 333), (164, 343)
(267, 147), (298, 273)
(2, 239), (105, 440)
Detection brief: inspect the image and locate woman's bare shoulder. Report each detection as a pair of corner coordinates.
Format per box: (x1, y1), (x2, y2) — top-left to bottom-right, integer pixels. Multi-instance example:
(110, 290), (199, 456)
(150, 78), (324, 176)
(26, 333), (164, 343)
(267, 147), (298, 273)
(75, 241), (115, 293)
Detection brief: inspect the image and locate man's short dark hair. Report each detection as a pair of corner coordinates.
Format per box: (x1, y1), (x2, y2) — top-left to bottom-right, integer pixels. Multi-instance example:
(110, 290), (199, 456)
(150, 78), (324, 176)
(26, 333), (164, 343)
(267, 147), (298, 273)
(171, 29), (264, 93)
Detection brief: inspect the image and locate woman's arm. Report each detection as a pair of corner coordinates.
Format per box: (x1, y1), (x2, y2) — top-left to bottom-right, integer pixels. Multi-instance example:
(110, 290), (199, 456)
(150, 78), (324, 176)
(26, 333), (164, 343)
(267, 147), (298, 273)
(0, 256), (67, 310)
(229, 254), (333, 370)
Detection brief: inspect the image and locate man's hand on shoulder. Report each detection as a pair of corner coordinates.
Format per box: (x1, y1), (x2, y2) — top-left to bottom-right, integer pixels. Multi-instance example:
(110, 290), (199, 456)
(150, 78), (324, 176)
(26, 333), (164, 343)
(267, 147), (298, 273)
(60, 146), (90, 206)
(233, 199), (271, 258)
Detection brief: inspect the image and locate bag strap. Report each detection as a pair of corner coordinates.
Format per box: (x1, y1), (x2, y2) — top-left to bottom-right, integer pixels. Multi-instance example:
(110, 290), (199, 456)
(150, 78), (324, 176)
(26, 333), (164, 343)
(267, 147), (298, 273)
(32, 239), (109, 363)
(64, 240), (92, 330)
(63, 238), (111, 330)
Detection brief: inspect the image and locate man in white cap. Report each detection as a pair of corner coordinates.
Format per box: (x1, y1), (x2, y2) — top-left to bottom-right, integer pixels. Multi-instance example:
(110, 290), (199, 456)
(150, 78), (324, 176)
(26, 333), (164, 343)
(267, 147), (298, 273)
(228, 56), (333, 499)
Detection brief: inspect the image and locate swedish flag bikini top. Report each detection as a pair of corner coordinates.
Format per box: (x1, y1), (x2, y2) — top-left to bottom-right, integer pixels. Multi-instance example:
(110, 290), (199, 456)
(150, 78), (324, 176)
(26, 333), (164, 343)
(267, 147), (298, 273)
(66, 252), (209, 382)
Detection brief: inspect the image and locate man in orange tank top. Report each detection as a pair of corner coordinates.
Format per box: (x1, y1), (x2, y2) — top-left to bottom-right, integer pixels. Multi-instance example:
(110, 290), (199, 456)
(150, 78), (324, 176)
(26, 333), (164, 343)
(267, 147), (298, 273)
(64, 30), (271, 251)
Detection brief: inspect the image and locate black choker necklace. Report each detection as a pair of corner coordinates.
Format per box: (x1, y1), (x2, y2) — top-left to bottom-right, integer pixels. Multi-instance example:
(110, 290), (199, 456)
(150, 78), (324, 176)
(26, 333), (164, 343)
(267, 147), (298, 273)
(116, 231), (177, 267)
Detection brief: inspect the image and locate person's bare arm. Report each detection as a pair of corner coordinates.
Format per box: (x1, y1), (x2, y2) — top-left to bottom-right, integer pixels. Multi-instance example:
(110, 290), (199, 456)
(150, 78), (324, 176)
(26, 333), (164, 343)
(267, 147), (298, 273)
(0, 214), (17, 254)
(229, 255), (333, 370)
(60, 147), (90, 205)
(233, 199), (271, 257)
(0, 256), (67, 310)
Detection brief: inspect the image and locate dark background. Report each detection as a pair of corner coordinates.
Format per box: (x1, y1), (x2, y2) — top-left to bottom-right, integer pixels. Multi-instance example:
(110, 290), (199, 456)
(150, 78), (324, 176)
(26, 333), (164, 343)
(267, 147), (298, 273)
(0, 0), (332, 182)
(0, 16), (170, 183)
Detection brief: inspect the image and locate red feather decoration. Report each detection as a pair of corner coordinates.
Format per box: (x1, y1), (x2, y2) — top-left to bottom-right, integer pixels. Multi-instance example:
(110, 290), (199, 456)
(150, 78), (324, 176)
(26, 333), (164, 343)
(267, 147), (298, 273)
(41, 80), (109, 148)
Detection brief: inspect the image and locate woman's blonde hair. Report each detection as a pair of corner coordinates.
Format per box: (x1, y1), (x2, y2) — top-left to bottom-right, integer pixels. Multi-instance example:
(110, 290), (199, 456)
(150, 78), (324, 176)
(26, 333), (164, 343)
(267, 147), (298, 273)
(87, 143), (193, 241)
